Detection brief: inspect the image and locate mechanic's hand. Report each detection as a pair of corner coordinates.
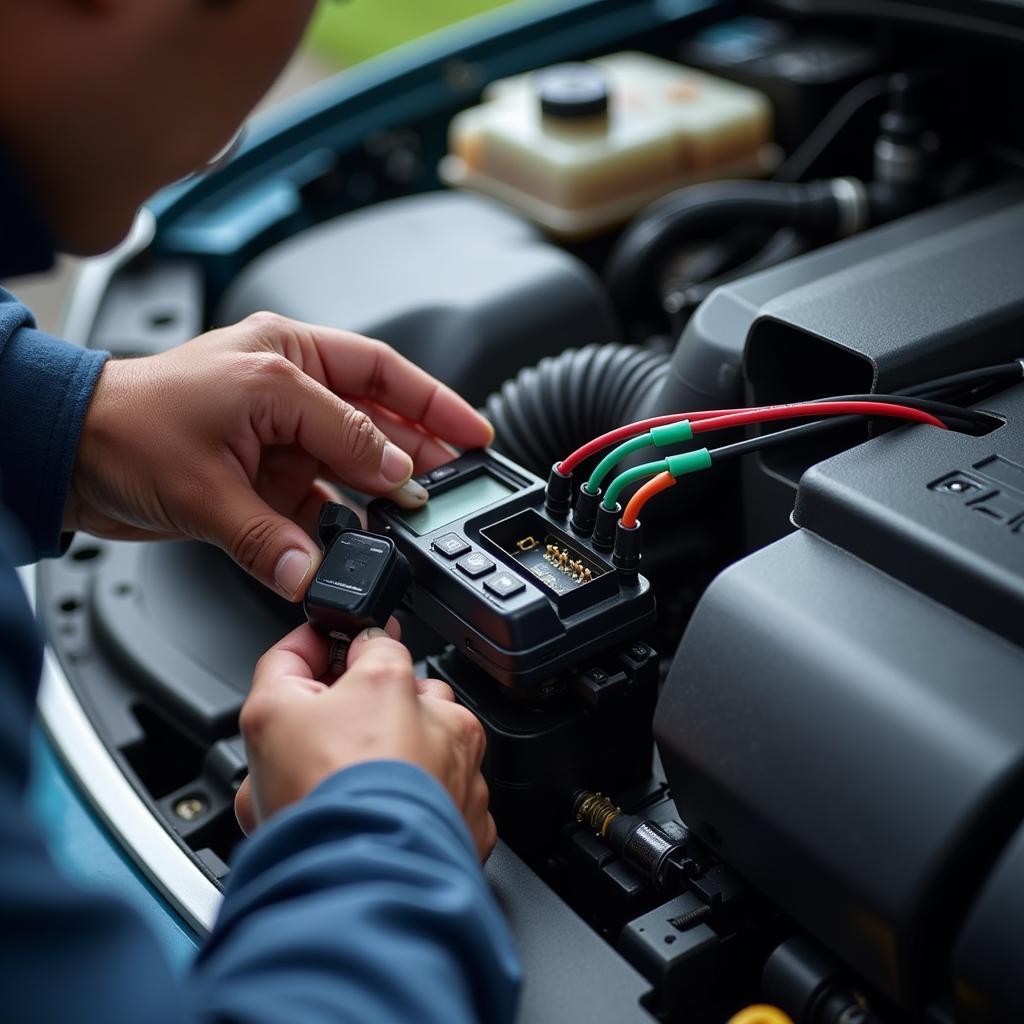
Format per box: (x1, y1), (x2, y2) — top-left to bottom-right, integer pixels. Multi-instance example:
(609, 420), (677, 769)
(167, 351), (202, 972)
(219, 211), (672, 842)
(67, 313), (493, 599)
(234, 624), (496, 862)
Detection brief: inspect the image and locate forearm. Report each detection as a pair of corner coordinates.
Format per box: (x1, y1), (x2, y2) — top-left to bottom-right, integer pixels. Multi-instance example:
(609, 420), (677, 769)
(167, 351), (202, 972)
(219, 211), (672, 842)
(192, 762), (521, 1024)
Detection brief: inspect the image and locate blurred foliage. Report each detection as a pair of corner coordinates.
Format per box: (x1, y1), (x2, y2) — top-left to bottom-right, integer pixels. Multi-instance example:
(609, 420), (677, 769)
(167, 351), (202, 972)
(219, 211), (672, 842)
(307, 0), (526, 67)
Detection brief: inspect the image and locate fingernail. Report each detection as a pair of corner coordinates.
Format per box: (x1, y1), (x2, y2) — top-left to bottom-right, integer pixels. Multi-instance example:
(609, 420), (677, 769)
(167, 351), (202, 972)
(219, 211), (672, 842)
(389, 478), (429, 509)
(358, 627), (388, 642)
(381, 442), (414, 485)
(274, 548), (313, 599)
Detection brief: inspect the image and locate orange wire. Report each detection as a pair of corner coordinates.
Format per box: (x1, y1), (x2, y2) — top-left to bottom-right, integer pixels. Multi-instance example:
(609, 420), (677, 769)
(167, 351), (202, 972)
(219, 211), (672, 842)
(622, 471), (676, 528)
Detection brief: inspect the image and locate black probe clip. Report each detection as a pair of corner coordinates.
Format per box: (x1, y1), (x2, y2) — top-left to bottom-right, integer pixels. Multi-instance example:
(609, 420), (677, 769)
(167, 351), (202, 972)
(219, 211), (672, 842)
(303, 503), (412, 661)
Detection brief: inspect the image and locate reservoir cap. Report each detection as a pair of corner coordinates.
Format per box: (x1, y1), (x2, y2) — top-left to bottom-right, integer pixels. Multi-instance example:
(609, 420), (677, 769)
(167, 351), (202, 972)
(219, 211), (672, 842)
(536, 63), (610, 120)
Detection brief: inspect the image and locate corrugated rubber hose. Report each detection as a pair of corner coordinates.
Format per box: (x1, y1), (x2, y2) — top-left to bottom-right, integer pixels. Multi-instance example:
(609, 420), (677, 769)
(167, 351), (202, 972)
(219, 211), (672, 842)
(485, 343), (670, 477)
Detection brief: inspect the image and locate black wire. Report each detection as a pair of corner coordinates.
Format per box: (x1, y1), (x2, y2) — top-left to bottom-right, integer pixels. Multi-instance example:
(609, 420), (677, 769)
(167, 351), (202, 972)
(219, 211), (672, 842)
(708, 365), (1023, 464)
(899, 362), (1024, 398)
(775, 73), (895, 183)
(711, 415), (889, 464)
(810, 393), (994, 430)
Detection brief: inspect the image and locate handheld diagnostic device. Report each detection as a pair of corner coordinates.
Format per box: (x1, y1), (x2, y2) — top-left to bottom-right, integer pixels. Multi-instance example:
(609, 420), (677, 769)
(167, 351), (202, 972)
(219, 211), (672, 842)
(304, 449), (658, 849)
(367, 448), (656, 690)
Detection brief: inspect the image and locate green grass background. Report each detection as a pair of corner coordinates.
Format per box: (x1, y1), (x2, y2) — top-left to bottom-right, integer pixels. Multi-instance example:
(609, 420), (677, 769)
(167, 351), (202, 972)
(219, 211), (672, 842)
(307, 0), (525, 67)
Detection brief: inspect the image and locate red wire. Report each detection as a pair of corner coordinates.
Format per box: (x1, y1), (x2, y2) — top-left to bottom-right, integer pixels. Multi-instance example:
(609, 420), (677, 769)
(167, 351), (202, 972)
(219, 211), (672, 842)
(558, 408), (738, 474)
(557, 401), (946, 474)
(622, 472), (675, 529)
(690, 401), (946, 435)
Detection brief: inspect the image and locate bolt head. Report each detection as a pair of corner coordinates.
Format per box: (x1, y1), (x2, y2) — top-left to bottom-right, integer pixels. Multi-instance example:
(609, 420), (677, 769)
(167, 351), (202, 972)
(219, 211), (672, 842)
(174, 797), (207, 822)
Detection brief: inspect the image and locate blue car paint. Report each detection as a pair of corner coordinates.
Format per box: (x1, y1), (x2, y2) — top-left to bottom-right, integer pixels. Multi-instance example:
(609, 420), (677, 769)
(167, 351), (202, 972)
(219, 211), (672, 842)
(28, 729), (201, 969)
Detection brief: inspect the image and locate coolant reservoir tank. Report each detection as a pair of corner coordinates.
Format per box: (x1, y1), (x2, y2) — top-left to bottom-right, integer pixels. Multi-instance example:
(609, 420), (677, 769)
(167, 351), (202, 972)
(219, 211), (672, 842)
(442, 52), (774, 238)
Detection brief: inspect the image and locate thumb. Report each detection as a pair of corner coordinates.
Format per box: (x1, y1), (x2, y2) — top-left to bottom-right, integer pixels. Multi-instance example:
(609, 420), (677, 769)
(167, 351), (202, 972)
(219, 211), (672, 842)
(283, 376), (416, 497)
(206, 483), (322, 600)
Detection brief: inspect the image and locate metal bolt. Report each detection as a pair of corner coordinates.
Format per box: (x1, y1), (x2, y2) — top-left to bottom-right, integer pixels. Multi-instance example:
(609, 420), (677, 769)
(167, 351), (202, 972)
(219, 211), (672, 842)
(663, 291), (686, 315)
(174, 797), (207, 822)
(947, 481), (967, 493)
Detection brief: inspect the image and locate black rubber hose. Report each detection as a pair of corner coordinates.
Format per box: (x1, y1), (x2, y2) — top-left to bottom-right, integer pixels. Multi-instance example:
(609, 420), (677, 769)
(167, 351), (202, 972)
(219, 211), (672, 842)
(663, 227), (809, 324)
(485, 344), (670, 478)
(605, 179), (848, 318)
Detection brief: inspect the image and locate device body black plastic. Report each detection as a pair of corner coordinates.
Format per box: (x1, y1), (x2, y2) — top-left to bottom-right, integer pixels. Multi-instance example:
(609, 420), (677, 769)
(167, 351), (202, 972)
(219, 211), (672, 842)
(368, 448), (656, 690)
(367, 448), (660, 849)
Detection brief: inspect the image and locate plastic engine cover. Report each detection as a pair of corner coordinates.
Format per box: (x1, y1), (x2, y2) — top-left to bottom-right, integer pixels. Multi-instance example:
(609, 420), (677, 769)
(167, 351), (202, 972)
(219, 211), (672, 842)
(216, 191), (620, 405)
(656, 529), (1024, 1011)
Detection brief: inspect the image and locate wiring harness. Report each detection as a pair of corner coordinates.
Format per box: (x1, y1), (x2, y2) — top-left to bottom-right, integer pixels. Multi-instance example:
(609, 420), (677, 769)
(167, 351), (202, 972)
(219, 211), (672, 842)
(543, 360), (1023, 574)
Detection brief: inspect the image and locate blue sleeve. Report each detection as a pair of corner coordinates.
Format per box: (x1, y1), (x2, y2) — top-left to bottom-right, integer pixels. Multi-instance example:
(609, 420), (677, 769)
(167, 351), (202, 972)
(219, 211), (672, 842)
(191, 761), (522, 1024)
(1, 506), (520, 1023)
(0, 287), (108, 560)
(0, 517), (186, 1024)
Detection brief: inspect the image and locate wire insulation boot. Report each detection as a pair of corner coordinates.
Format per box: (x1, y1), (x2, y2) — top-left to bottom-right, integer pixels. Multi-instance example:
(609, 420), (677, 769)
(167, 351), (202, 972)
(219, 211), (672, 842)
(613, 520), (643, 585)
(572, 484), (602, 535)
(545, 463), (573, 519)
(592, 502), (622, 551)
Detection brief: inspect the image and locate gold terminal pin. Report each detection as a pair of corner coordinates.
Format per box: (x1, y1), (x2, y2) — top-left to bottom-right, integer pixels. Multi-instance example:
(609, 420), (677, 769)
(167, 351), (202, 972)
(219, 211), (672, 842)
(516, 536), (538, 552)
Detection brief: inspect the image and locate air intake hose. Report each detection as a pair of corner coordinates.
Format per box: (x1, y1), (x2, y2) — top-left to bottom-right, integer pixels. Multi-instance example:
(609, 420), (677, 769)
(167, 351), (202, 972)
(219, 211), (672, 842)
(486, 344), (670, 477)
(605, 178), (871, 319)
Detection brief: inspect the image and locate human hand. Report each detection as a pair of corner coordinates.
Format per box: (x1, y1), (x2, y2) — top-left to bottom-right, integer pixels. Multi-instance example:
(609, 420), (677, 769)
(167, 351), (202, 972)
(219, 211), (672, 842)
(234, 624), (496, 861)
(68, 313), (493, 599)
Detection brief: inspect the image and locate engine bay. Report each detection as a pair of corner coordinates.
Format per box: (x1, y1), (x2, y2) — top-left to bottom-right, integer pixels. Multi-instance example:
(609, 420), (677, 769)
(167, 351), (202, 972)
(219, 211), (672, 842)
(38, 2), (1024, 1022)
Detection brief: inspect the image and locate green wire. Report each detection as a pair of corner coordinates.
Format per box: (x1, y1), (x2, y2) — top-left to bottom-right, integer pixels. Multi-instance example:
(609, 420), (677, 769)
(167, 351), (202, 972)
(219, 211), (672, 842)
(602, 448), (714, 510)
(587, 435), (654, 494)
(586, 420), (695, 495)
(602, 460), (669, 510)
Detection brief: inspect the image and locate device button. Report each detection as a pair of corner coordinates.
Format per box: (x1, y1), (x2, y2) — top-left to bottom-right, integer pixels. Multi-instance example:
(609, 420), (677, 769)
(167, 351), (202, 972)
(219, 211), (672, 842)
(484, 571), (525, 598)
(429, 465), (458, 483)
(456, 551), (495, 579)
(432, 533), (471, 559)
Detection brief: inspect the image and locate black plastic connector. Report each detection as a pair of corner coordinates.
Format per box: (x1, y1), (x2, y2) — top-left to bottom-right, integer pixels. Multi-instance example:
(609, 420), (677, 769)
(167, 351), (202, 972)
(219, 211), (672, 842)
(613, 520), (642, 585)
(304, 502), (411, 639)
(572, 483), (602, 535)
(592, 502), (622, 551)
(574, 791), (700, 891)
(545, 463), (573, 519)
(315, 502), (362, 549)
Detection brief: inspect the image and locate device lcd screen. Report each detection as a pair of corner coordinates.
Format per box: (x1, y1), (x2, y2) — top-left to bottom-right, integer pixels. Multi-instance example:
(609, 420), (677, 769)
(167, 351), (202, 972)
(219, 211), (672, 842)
(400, 474), (515, 536)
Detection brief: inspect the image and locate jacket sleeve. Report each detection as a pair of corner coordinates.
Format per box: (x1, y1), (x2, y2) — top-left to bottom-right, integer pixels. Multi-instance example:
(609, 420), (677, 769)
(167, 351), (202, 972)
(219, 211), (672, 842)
(1, 505), (520, 1024)
(190, 762), (522, 1024)
(0, 515), (187, 1024)
(0, 287), (108, 561)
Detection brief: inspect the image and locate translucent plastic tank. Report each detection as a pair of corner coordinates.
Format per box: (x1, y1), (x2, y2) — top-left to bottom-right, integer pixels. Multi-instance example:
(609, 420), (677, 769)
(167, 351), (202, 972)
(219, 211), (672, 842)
(442, 52), (774, 238)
